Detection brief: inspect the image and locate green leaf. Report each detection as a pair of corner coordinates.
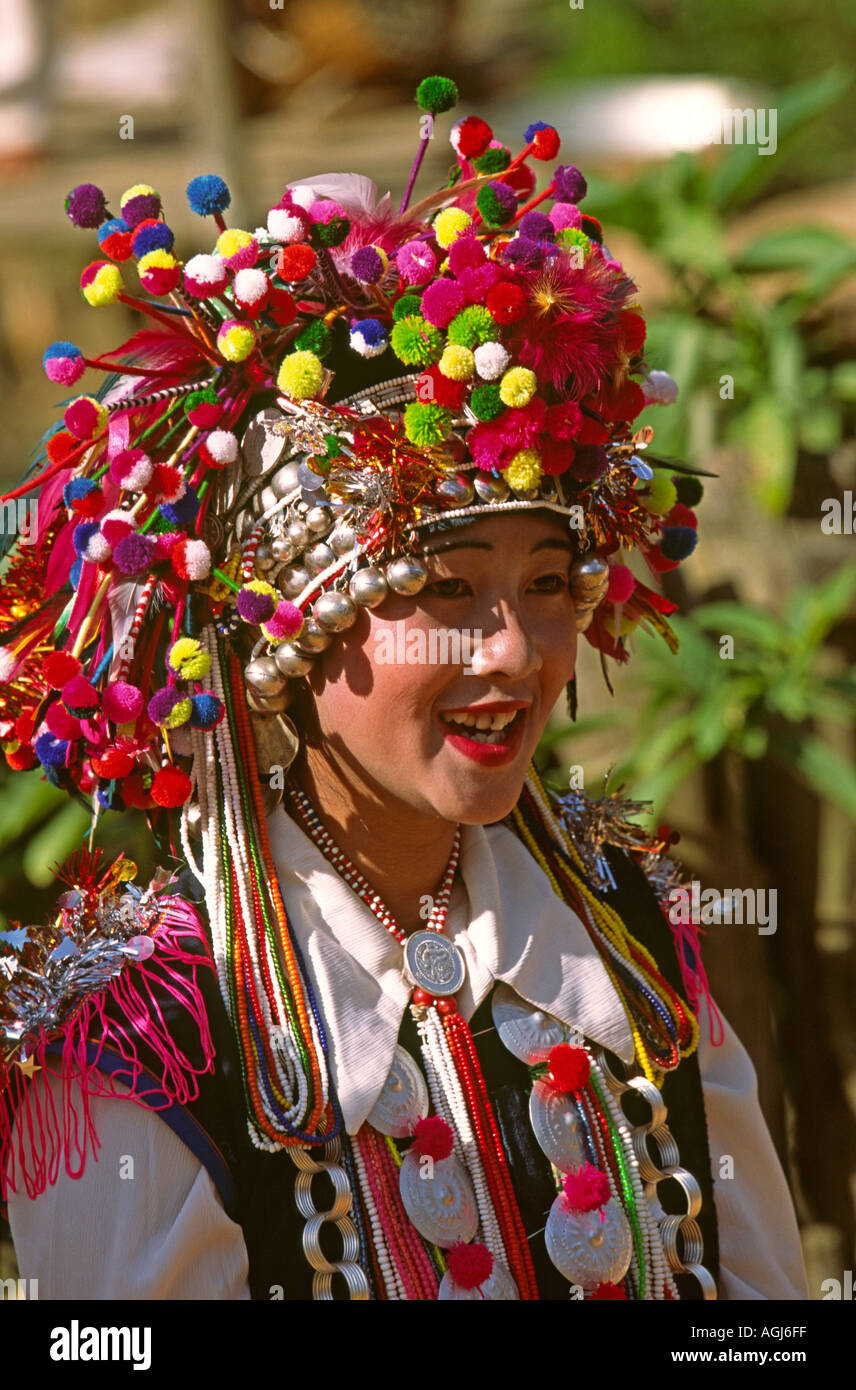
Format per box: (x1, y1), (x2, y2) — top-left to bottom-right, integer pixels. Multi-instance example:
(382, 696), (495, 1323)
(694, 603), (783, 652)
(735, 225), (856, 273)
(0, 772), (67, 849)
(785, 565), (856, 648)
(798, 403), (842, 454)
(831, 362), (856, 402)
(655, 207), (728, 276)
(734, 394), (798, 513)
(769, 729), (856, 820)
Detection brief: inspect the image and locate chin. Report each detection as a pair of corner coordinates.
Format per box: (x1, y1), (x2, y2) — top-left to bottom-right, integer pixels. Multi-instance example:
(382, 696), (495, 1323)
(427, 768), (529, 828)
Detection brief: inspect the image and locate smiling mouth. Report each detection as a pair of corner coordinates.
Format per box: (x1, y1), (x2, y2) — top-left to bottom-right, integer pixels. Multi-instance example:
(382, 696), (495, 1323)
(439, 709), (523, 745)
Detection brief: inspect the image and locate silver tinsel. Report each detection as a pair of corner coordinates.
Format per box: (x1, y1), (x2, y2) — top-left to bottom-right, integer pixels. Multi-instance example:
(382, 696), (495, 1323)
(554, 782), (687, 906)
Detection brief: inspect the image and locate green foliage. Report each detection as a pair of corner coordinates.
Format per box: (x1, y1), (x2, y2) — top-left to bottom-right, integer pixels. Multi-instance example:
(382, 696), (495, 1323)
(563, 565), (856, 819)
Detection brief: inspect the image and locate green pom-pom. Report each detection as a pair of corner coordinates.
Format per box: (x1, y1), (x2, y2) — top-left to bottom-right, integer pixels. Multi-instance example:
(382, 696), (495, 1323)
(470, 384), (504, 421)
(447, 306), (495, 349)
(312, 217), (351, 248)
(673, 475), (704, 507)
(183, 385), (219, 417)
(416, 76), (459, 116)
(556, 226), (591, 256)
(392, 294), (422, 321)
(390, 314), (443, 367)
(476, 185), (515, 227)
(295, 320), (332, 358)
(474, 146), (510, 174)
(403, 401), (451, 447)
(324, 435), (342, 458)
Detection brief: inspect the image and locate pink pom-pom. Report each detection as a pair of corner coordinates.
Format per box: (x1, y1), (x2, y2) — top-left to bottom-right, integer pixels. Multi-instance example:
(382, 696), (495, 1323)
(61, 673), (100, 716)
(64, 397), (103, 441)
(110, 447), (153, 491)
(45, 703), (82, 740)
(261, 600), (304, 641)
(420, 279), (466, 329)
(171, 538), (212, 581)
(84, 531), (113, 564)
(547, 1043), (590, 1093)
(562, 1163), (611, 1213)
(447, 235), (487, 276)
(446, 1241), (493, 1291)
(396, 239), (437, 286)
(606, 563), (636, 604)
(102, 681), (145, 723)
(411, 1114), (454, 1162)
(100, 509), (136, 546)
(549, 201), (583, 232)
(308, 199), (346, 224)
(153, 531), (181, 562)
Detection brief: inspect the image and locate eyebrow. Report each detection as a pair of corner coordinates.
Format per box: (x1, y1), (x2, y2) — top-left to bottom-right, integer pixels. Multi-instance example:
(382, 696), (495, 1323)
(422, 536), (576, 557)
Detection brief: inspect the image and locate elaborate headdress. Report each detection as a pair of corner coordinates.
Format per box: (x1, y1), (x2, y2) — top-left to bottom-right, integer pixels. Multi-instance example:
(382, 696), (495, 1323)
(1, 79), (705, 1162)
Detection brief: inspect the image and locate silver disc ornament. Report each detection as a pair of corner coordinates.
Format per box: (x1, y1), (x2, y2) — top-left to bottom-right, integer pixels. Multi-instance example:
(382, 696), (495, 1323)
(403, 931), (466, 997)
(438, 1260), (520, 1301)
(365, 1045), (429, 1139)
(491, 983), (567, 1064)
(529, 1076), (588, 1174)
(398, 1148), (479, 1248)
(544, 1195), (633, 1290)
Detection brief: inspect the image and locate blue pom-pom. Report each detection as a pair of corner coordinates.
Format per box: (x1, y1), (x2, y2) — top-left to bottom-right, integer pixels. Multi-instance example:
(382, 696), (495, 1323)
(349, 317), (388, 358)
(35, 732), (69, 768)
(97, 217), (130, 245)
(63, 477), (97, 505)
(132, 221), (175, 257)
(69, 557), (83, 589)
(189, 692), (223, 729)
(660, 525), (698, 561)
(524, 120), (551, 141)
(186, 175), (231, 216)
(43, 340), (82, 366)
(159, 487), (200, 526)
(73, 521), (100, 556)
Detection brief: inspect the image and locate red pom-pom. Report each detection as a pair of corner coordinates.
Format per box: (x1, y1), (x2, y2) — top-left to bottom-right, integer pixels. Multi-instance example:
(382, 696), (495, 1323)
(619, 311), (646, 356)
(71, 490), (104, 520)
(665, 502), (698, 530)
(121, 770), (153, 808)
(268, 287), (297, 326)
(645, 545), (679, 574)
(150, 765), (193, 808)
(13, 710), (37, 742)
(43, 651), (82, 689)
(539, 438), (575, 476)
(589, 1282), (627, 1301)
(61, 674), (99, 715)
(562, 1163), (611, 1213)
(485, 282), (527, 324)
(545, 401), (583, 441)
(446, 1241), (493, 1291)
(455, 116), (493, 159)
(187, 401), (223, 429)
(531, 126), (560, 161)
(46, 432), (80, 467)
(598, 379), (646, 423)
(6, 744), (37, 771)
(45, 703), (81, 740)
(416, 365), (466, 409)
(606, 563), (636, 604)
(412, 1114), (454, 1162)
(103, 681), (145, 723)
(147, 462), (184, 502)
(91, 746), (136, 779)
(276, 244), (316, 281)
(547, 1043), (590, 1093)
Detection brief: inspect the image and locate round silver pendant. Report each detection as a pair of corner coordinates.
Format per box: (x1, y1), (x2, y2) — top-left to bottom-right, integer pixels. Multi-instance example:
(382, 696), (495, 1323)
(544, 1194), (633, 1291)
(529, 1077), (588, 1174)
(403, 931), (466, 997)
(241, 407), (289, 476)
(438, 1258), (519, 1301)
(399, 1148), (479, 1249)
(491, 983), (566, 1065)
(365, 1046), (429, 1139)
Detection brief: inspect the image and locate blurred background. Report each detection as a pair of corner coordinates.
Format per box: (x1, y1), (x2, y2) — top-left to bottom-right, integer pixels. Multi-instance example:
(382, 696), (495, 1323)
(1, 0), (854, 1298)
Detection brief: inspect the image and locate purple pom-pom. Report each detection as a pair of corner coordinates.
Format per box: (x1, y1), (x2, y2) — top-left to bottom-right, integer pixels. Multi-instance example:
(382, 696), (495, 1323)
(554, 164), (588, 203)
(65, 183), (108, 229)
(147, 687), (182, 724)
(518, 211), (555, 243)
(502, 236), (543, 267)
(113, 531), (157, 575)
(121, 193), (161, 229)
(350, 246), (385, 284)
(237, 587), (276, 624)
(132, 221), (174, 257)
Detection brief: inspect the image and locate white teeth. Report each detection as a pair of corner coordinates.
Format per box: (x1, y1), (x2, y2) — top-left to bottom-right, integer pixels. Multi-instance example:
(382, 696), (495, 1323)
(441, 708), (521, 739)
(476, 714), (492, 730)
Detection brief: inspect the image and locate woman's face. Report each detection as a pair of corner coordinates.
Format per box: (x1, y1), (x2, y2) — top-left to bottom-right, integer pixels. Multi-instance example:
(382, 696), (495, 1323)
(302, 511), (578, 826)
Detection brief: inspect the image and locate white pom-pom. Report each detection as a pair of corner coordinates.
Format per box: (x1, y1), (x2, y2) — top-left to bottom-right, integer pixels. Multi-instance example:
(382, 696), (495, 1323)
(184, 253), (227, 290)
(120, 456), (153, 491)
(349, 327), (388, 359)
(449, 118), (465, 155)
(641, 370), (678, 405)
(234, 268), (269, 307)
(473, 341), (510, 380)
(203, 429), (239, 466)
(180, 539), (212, 580)
(85, 533), (113, 563)
(287, 185), (316, 211)
(267, 209), (306, 243)
(0, 646), (18, 683)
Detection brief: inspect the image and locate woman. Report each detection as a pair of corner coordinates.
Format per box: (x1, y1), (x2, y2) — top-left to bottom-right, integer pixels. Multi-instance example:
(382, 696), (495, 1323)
(0, 78), (806, 1300)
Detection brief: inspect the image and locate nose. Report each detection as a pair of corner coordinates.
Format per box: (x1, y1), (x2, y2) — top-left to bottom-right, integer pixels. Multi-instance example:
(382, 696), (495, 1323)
(467, 599), (542, 681)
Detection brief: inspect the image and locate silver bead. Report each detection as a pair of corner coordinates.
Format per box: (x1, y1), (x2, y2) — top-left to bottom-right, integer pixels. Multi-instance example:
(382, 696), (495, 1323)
(185, 802), (202, 839)
(236, 511), (256, 542)
(329, 524), (358, 557)
(274, 643), (315, 677)
(286, 519), (310, 550)
(304, 542), (336, 577)
(278, 565), (311, 599)
(271, 535), (296, 564)
(294, 615), (332, 653)
(254, 542), (276, 573)
(244, 656), (286, 697)
(349, 567), (388, 608)
(313, 590), (358, 632)
(435, 473), (475, 506)
(474, 471), (510, 503)
(271, 462), (301, 498)
(306, 505), (333, 535)
(386, 556), (428, 595)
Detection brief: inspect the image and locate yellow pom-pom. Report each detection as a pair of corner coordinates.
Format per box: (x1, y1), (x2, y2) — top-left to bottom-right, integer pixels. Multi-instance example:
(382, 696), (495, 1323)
(277, 349), (324, 399)
(168, 637), (211, 680)
(244, 578), (277, 600)
(505, 449), (543, 491)
(438, 344), (475, 381)
(499, 366), (537, 409)
(121, 183), (158, 206)
(433, 208), (473, 249)
(164, 696), (193, 729)
(639, 473), (677, 515)
(81, 262), (124, 307)
(217, 321), (256, 363)
(216, 228), (253, 259)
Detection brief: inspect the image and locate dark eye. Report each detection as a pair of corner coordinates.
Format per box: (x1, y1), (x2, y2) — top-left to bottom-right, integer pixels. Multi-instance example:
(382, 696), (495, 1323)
(530, 572), (570, 594)
(423, 577), (472, 598)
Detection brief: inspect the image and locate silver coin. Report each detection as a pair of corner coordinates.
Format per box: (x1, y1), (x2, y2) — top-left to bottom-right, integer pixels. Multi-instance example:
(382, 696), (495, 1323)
(529, 1077), (588, 1173)
(438, 1258), (520, 1301)
(544, 1194), (633, 1290)
(403, 932), (466, 997)
(241, 407), (292, 477)
(398, 1148), (479, 1249)
(491, 983), (566, 1065)
(365, 1046), (428, 1139)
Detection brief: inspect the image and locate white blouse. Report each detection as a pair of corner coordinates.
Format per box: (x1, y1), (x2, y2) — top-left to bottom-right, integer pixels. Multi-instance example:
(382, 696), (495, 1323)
(8, 810), (809, 1300)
